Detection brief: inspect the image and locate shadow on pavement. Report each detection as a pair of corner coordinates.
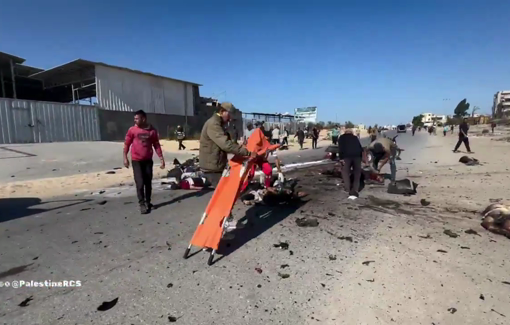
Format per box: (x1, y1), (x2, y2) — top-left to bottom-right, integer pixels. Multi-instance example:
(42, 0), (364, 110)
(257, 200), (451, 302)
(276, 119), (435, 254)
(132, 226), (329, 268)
(214, 199), (308, 264)
(0, 197), (93, 223)
(153, 188), (214, 209)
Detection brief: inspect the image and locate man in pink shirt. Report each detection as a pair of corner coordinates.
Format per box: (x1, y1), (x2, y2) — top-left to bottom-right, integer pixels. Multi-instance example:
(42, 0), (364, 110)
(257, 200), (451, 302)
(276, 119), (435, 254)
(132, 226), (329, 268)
(123, 110), (166, 214)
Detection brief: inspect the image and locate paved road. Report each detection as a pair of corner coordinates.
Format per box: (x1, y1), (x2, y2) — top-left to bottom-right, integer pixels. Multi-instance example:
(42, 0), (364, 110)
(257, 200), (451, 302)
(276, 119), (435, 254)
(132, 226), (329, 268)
(0, 142), (194, 183)
(0, 130), (429, 325)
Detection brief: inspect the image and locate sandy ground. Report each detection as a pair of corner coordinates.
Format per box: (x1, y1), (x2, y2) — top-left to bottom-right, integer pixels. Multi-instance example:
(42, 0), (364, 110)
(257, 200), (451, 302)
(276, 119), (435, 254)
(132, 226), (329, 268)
(1, 127), (509, 324)
(311, 126), (510, 324)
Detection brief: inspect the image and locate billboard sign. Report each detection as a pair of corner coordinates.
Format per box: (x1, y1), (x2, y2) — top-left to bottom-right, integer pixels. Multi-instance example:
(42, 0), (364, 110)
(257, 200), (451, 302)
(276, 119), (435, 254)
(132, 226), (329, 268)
(294, 106), (317, 123)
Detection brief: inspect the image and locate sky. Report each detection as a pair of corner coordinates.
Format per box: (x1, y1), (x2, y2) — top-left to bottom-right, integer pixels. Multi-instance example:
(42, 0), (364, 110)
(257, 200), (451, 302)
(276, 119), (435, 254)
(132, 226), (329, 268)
(1, 0), (509, 126)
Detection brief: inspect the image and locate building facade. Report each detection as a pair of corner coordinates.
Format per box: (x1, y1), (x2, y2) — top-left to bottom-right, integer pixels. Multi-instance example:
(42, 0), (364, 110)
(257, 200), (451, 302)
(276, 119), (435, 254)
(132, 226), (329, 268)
(493, 90), (510, 117)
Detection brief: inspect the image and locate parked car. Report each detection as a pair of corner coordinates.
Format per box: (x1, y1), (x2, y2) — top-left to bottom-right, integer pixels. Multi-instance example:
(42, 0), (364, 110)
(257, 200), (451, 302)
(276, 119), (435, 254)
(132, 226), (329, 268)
(397, 124), (407, 133)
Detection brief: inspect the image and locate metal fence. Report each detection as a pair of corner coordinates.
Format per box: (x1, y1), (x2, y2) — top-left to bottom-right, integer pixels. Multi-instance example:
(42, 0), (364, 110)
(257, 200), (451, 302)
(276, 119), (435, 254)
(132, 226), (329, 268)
(0, 99), (100, 144)
(242, 113), (298, 136)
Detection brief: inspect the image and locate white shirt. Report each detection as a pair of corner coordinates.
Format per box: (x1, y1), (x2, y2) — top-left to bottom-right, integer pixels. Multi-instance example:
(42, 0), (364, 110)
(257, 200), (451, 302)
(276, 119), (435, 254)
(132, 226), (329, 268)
(272, 128), (280, 140)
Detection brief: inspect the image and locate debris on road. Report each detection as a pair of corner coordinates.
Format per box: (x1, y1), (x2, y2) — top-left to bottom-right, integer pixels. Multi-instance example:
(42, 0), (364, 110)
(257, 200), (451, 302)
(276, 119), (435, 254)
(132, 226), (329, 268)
(418, 234), (432, 239)
(97, 298), (119, 311)
(328, 254), (337, 261)
(273, 242), (289, 250)
(255, 267), (263, 274)
(295, 217), (319, 227)
(443, 229), (459, 238)
(437, 249), (448, 253)
(447, 307), (457, 314)
(420, 199), (431, 206)
(18, 296), (33, 307)
(105, 171), (116, 175)
(465, 229), (481, 236)
(362, 260), (375, 266)
(278, 273), (290, 279)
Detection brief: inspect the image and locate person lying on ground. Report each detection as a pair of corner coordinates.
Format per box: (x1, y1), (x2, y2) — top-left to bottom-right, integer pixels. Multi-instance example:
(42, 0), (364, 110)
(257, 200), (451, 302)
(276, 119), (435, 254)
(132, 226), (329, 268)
(481, 203), (510, 239)
(240, 179), (307, 206)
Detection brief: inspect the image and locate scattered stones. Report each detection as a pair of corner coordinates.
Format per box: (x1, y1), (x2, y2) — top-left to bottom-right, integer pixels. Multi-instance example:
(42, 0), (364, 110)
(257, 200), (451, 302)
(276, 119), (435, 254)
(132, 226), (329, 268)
(18, 296), (33, 307)
(167, 283), (173, 288)
(278, 273), (290, 279)
(166, 241), (172, 250)
(273, 242), (289, 250)
(437, 249), (448, 253)
(97, 298), (119, 311)
(362, 260), (375, 266)
(366, 279), (375, 282)
(168, 316), (178, 322)
(447, 307), (457, 314)
(460, 246), (470, 250)
(465, 229), (481, 236)
(420, 199), (431, 206)
(444, 229), (459, 238)
(96, 200), (107, 205)
(328, 254), (337, 261)
(295, 217), (319, 227)
(418, 234), (432, 239)
(479, 294), (485, 300)
(280, 264), (289, 269)
(255, 267), (263, 274)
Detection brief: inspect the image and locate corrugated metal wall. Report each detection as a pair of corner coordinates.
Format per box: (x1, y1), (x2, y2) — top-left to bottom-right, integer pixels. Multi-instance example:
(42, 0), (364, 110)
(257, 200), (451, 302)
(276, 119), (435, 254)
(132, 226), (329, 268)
(95, 64), (194, 116)
(0, 99), (100, 144)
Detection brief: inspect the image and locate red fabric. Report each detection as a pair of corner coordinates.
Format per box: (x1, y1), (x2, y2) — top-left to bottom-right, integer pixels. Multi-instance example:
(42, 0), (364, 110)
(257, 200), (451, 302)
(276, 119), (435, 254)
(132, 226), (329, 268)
(124, 125), (163, 161)
(241, 159), (273, 191)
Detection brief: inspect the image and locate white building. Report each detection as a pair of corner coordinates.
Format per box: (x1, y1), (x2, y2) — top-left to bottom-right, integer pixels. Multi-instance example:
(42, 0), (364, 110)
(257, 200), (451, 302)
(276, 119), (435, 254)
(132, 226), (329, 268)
(421, 113), (447, 125)
(493, 90), (510, 117)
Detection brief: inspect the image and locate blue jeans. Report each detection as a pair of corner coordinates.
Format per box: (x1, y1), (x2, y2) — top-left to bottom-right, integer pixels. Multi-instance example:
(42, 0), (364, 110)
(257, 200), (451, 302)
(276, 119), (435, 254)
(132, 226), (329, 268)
(372, 153), (397, 182)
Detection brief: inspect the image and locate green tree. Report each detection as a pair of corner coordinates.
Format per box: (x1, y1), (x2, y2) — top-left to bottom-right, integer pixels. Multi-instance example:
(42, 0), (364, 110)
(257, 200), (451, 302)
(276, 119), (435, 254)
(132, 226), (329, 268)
(454, 99), (470, 117)
(345, 121), (355, 128)
(411, 114), (424, 127)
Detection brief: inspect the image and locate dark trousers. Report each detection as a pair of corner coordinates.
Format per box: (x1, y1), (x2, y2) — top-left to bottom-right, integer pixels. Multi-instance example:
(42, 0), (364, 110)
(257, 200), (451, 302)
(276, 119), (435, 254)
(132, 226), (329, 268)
(312, 138), (318, 149)
(298, 139), (304, 149)
(454, 135), (471, 152)
(178, 140), (186, 150)
(272, 139), (280, 145)
(132, 160), (153, 205)
(341, 157), (362, 194)
(282, 137), (288, 146)
(443, 131), (446, 136)
(203, 172), (222, 188)
(332, 136), (338, 145)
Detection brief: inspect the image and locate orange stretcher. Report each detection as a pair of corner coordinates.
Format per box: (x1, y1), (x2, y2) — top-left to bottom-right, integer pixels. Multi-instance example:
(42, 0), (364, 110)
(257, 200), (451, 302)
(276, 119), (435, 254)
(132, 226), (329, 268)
(183, 128), (279, 265)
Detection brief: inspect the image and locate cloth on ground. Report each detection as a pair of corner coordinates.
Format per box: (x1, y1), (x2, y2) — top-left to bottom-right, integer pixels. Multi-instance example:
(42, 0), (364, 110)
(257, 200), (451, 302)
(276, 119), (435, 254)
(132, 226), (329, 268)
(387, 179), (418, 195)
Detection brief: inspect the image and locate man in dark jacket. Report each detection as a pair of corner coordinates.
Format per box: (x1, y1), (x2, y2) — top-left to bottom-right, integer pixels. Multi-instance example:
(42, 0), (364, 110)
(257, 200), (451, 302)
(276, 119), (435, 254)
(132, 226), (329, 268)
(199, 103), (255, 234)
(453, 118), (472, 153)
(199, 103), (254, 186)
(294, 128), (305, 149)
(338, 129), (365, 198)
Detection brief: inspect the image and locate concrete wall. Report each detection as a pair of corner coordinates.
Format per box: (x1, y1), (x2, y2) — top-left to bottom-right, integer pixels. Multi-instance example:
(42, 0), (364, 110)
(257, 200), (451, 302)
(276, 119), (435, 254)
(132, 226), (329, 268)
(97, 104), (244, 142)
(95, 64), (194, 116)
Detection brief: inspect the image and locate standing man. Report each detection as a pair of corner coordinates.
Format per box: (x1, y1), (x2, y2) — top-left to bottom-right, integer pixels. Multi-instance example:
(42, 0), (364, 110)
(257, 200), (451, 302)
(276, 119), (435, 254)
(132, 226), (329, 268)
(176, 125), (186, 150)
(271, 125), (280, 145)
(366, 136), (399, 185)
(244, 122), (254, 144)
(294, 128), (305, 149)
(124, 110), (165, 214)
(199, 103), (255, 232)
(338, 129), (365, 198)
(311, 126), (319, 149)
(491, 122), (496, 134)
(282, 127), (289, 146)
(331, 126), (339, 145)
(453, 117), (472, 153)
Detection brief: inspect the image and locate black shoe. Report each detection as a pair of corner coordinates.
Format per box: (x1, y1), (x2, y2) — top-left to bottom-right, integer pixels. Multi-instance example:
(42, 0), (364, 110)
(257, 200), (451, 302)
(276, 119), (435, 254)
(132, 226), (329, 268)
(147, 203), (154, 211)
(140, 204), (148, 214)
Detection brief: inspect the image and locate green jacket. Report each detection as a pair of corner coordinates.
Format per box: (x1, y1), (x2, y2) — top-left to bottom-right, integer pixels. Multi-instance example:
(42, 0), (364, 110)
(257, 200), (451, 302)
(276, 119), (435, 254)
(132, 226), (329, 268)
(199, 114), (249, 172)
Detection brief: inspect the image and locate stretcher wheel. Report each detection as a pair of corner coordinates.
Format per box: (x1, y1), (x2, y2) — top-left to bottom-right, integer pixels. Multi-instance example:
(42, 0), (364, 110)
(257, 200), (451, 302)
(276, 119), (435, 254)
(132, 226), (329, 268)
(183, 247), (190, 259)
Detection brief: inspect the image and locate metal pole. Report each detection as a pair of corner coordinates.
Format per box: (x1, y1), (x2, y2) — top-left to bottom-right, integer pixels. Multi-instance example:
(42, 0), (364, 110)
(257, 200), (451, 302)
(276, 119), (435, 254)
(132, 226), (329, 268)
(0, 69), (5, 98)
(9, 59), (17, 99)
(72, 84), (75, 103)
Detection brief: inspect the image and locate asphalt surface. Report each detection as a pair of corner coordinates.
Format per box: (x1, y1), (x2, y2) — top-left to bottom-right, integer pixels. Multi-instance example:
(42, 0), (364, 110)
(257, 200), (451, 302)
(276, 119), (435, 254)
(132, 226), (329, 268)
(0, 142), (193, 183)
(0, 130), (426, 325)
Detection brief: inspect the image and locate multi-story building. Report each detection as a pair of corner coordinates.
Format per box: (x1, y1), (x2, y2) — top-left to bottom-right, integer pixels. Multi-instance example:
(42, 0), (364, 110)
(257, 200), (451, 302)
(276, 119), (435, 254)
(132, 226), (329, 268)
(493, 90), (510, 117)
(421, 113), (447, 126)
